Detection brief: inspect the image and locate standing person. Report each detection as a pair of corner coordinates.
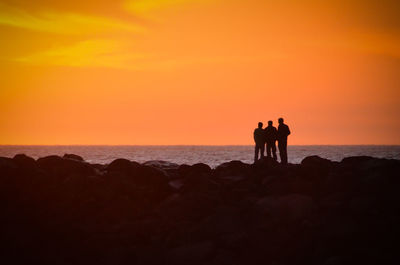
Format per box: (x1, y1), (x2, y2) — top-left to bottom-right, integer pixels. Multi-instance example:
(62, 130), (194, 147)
(264, 120), (278, 161)
(254, 122), (265, 162)
(277, 118), (291, 164)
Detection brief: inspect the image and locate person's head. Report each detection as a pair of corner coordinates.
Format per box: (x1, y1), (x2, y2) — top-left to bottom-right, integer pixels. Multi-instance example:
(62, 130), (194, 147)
(268, 120), (273, 126)
(258, 122), (263, 128)
(278, 118), (284, 124)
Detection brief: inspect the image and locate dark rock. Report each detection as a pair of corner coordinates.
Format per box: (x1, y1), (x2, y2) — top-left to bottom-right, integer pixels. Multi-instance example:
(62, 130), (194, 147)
(0, 157), (18, 180)
(0, 156), (17, 170)
(37, 155), (95, 179)
(301, 155), (334, 172)
(349, 196), (379, 215)
(106, 158), (141, 172)
(63, 153), (85, 162)
(177, 164), (190, 173)
(344, 158), (400, 195)
(214, 160), (251, 178)
(11, 154), (41, 186)
(134, 165), (169, 188)
(106, 158), (170, 193)
(192, 163), (212, 173)
(341, 156), (375, 165)
(319, 215), (357, 240)
(143, 160), (180, 170)
(190, 206), (244, 240)
(181, 173), (219, 193)
(257, 194), (316, 222)
(143, 161), (181, 179)
(210, 250), (238, 265)
(166, 241), (215, 265)
(13, 154), (37, 169)
(169, 179), (184, 190)
(218, 174), (246, 184)
(319, 193), (349, 211)
(323, 256), (349, 265)
(178, 163), (212, 177)
(174, 163), (215, 192)
(253, 156), (280, 168)
(91, 163), (107, 175)
(1, 154), (399, 265)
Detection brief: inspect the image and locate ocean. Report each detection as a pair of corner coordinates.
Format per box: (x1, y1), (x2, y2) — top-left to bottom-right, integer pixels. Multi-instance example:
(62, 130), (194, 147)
(1, 145), (399, 168)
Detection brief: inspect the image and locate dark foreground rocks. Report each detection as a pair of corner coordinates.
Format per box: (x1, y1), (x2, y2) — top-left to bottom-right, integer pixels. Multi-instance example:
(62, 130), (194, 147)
(0, 155), (399, 265)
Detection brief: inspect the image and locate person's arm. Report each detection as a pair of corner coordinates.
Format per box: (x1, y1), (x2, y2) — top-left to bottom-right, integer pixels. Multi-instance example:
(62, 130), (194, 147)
(287, 126), (291, 136)
(253, 130), (256, 143)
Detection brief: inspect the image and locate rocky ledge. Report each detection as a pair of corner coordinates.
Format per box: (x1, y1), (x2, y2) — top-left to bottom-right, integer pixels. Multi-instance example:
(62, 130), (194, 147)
(0, 154), (399, 265)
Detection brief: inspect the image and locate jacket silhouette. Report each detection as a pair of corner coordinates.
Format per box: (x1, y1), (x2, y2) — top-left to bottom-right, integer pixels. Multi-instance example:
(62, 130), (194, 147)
(277, 118), (291, 164)
(254, 122), (265, 162)
(264, 121), (278, 160)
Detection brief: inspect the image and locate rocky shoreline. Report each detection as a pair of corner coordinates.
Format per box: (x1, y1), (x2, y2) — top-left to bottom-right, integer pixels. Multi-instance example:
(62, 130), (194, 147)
(0, 154), (399, 265)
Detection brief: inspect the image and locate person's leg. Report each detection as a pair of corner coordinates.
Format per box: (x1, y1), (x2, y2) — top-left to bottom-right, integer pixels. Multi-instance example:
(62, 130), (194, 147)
(254, 144), (260, 162)
(281, 140), (288, 164)
(278, 141), (283, 163)
(272, 141), (277, 161)
(261, 144), (265, 158)
(266, 142), (272, 157)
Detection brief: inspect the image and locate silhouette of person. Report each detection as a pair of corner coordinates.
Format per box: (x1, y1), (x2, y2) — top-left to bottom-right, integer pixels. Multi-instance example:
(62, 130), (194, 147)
(277, 118), (291, 164)
(264, 120), (278, 161)
(254, 122), (265, 162)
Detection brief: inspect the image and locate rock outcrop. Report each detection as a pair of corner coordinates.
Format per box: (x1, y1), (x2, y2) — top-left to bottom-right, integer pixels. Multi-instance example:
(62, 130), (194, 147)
(0, 155), (399, 265)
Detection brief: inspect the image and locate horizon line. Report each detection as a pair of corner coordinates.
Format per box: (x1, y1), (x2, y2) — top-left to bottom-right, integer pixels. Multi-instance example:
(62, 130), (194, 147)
(1, 144), (400, 147)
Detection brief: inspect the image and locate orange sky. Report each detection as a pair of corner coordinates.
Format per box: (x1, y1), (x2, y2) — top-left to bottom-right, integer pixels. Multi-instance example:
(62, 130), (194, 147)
(0, 0), (399, 145)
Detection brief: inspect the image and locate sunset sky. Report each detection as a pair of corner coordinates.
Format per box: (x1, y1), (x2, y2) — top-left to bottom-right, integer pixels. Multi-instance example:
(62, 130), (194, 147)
(0, 0), (399, 145)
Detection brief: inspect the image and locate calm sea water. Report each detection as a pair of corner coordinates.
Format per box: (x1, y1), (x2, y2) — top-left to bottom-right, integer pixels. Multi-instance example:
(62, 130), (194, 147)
(0, 145), (399, 167)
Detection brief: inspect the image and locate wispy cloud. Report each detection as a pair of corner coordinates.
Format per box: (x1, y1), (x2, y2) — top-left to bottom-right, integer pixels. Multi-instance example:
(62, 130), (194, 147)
(124, 0), (203, 18)
(15, 40), (146, 69)
(14, 38), (281, 70)
(125, 0), (185, 15)
(0, 3), (145, 34)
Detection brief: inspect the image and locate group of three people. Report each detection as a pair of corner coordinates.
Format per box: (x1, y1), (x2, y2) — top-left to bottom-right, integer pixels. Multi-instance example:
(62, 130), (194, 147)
(254, 118), (291, 164)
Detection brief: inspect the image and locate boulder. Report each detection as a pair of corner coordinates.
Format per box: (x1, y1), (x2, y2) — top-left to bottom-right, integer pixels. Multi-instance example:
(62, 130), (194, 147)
(174, 163), (214, 192)
(349, 196), (379, 216)
(0, 156), (17, 170)
(300, 156), (335, 184)
(106, 158), (141, 172)
(181, 173), (219, 193)
(251, 157), (283, 184)
(37, 155), (95, 178)
(107, 158), (169, 191)
(63, 153), (85, 162)
(178, 163), (212, 177)
(257, 194), (316, 222)
(143, 160), (180, 170)
(341, 156), (375, 166)
(253, 156), (280, 168)
(191, 163), (212, 175)
(134, 165), (169, 188)
(190, 206), (244, 239)
(0, 157), (18, 179)
(360, 158), (399, 172)
(323, 256), (349, 265)
(13, 154), (37, 169)
(301, 156), (333, 171)
(210, 250), (237, 265)
(213, 160), (251, 178)
(340, 157), (400, 194)
(165, 241), (215, 265)
(169, 179), (184, 190)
